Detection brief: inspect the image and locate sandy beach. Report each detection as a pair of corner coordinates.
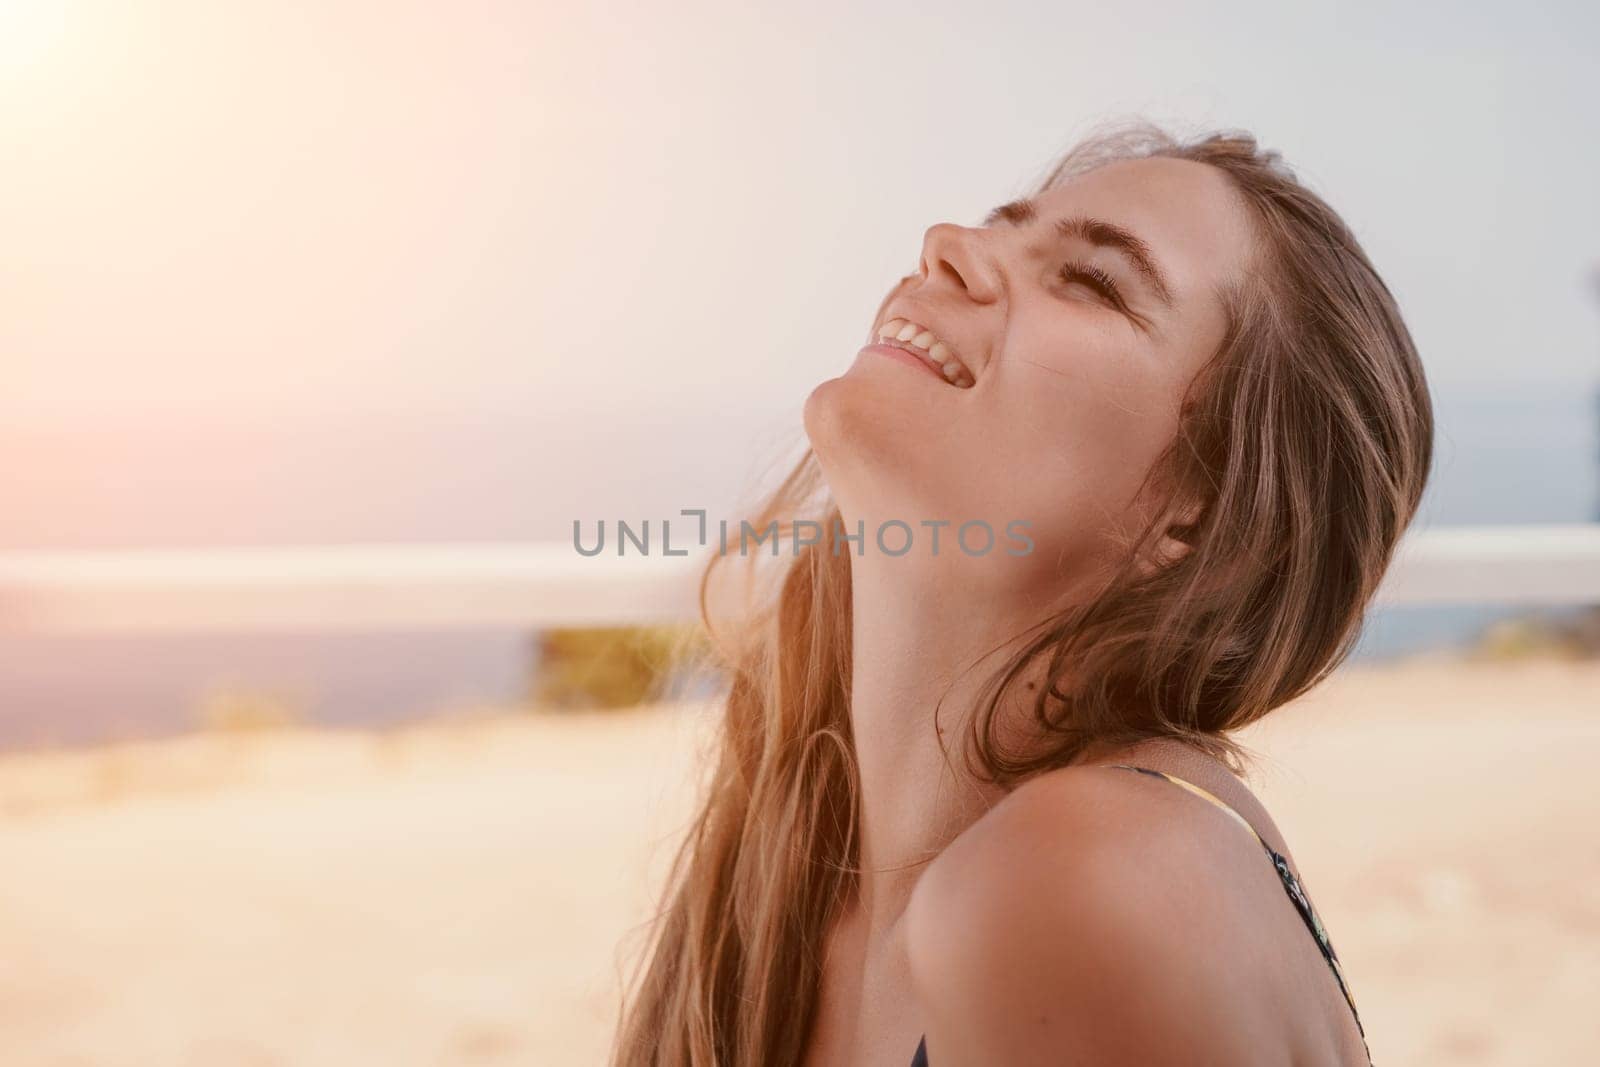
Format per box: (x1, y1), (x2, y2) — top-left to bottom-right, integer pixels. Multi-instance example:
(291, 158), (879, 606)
(1, 656), (1596, 1066)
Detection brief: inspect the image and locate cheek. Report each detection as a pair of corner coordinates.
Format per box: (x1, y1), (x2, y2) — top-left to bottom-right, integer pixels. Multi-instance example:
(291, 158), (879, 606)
(974, 332), (1185, 555)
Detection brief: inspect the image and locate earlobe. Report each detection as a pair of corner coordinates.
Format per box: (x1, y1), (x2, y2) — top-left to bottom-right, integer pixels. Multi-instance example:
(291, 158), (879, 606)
(1136, 500), (1206, 578)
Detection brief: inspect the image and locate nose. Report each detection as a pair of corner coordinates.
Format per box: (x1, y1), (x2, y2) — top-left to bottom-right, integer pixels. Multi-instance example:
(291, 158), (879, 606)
(918, 222), (1002, 303)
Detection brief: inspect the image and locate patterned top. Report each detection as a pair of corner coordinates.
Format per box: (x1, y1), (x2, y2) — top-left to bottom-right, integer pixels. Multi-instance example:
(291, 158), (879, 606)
(909, 763), (1372, 1067)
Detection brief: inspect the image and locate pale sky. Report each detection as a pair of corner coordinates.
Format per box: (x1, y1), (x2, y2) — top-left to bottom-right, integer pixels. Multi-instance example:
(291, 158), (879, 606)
(2, 0), (1596, 545)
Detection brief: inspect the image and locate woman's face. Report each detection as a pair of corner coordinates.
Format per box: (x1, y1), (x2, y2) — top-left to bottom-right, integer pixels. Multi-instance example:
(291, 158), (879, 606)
(803, 156), (1255, 596)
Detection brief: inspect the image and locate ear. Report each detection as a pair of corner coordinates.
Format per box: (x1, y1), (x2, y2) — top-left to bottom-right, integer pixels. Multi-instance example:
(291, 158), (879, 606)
(1135, 498), (1207, 579)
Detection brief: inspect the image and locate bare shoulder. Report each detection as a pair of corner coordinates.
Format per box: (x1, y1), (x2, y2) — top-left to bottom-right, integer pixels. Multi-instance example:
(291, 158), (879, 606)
(903, 764), (1288, 1066)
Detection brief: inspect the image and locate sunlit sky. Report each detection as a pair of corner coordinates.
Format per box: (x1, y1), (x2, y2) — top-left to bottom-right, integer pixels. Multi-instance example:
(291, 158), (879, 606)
(2, 0), (1597, 546)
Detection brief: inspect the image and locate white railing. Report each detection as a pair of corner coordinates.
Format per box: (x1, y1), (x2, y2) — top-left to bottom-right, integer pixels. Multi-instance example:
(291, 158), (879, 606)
(1, 525), (1597, 634)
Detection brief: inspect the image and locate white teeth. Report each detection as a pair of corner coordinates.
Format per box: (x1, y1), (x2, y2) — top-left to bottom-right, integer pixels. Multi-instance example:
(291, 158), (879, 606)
(874, 316), (974, 386)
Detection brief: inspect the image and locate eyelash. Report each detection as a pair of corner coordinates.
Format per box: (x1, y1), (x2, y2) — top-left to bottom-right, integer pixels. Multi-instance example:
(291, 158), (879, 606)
(1057, 260), (1124, 308)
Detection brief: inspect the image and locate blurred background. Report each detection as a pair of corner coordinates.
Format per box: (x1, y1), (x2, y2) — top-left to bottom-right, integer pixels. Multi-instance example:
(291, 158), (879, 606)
(1, 1), (1597, 1064)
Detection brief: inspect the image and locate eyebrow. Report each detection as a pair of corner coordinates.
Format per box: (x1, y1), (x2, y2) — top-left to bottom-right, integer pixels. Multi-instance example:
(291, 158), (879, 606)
(982, 197), (1176, 308)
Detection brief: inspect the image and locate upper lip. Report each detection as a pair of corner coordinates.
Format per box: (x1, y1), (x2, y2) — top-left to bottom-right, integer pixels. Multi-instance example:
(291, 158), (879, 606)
(870, 309), (977, 387)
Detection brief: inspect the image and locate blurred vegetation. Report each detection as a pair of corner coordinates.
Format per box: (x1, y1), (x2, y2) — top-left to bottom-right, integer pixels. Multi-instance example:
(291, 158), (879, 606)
(1468, 607), (1600, 662)
(193, 682), (308, 733)
(533, 624), (718, 710)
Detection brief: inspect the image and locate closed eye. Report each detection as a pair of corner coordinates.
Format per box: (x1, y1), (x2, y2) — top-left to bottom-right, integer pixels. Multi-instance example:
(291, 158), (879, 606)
(1057, 260), (1126, 309)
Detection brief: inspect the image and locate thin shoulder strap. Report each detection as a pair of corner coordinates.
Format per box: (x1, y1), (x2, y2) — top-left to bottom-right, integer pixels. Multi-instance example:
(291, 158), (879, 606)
(1105, 763), (1373, 1065)
(1106, 763), (1263, 842)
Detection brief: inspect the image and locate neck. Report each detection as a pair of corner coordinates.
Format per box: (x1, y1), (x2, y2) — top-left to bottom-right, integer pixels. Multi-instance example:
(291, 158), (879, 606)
(843, 560), (1040, 931)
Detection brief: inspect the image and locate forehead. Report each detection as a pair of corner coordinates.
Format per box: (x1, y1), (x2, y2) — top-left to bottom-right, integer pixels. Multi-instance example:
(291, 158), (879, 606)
(1031, 156), (1255, 303)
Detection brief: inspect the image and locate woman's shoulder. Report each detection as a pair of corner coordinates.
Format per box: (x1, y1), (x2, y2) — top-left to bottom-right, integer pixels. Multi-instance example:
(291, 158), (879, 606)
(902, 762), (1288, 1063)
(909, 759), (1270, 918)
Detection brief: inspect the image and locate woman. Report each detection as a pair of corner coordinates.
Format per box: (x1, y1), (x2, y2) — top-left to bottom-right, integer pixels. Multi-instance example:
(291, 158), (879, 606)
(614, 123), (1433, 1066)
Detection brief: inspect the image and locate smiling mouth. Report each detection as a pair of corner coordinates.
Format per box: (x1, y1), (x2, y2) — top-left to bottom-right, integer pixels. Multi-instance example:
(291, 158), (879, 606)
(871, 318), (974, 388)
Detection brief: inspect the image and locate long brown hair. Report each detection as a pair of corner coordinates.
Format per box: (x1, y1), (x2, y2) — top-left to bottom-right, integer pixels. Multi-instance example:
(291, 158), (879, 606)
(612, 122), (1434, 1067)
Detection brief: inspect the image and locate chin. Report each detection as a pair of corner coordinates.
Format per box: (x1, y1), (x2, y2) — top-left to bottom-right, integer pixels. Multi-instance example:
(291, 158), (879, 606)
(805, 353), (940, 446)
(802, 375), (856, 453)
(803, 372), (930, 519)
(804, 367), (918, 454)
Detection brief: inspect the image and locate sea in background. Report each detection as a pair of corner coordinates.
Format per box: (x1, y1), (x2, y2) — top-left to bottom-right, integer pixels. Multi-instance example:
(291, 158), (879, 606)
(1, 378), (1595, 750)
